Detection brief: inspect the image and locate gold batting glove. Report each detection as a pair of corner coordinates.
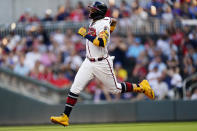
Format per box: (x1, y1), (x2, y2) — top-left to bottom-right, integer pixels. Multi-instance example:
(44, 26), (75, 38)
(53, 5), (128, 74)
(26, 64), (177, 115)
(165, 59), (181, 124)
(78, 27), (87, 37)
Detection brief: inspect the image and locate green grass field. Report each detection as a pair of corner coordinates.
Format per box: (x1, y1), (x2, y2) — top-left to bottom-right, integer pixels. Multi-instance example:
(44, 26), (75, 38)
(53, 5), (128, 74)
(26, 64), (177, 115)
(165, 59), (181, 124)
(0, 122), (197, 131)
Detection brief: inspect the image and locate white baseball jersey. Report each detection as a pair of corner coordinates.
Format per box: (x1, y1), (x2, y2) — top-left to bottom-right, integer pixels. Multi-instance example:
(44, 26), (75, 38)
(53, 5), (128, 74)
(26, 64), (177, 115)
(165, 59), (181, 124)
(86, 17), (111, 58)
(70, 17), (122, 95)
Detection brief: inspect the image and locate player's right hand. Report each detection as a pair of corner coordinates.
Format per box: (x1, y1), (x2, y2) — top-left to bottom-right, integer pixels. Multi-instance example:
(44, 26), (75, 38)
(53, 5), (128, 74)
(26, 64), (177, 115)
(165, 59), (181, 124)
(78, 27), (87, 37)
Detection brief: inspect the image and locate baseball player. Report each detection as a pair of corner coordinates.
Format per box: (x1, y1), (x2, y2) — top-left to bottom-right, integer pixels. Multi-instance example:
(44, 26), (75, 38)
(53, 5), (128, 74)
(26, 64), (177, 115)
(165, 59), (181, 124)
(50, 1), (154, 126)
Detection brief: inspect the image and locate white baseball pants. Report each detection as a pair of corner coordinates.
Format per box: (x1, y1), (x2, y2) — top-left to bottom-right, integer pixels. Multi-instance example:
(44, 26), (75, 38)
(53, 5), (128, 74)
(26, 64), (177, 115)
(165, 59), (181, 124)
(70, 56), (122, 94)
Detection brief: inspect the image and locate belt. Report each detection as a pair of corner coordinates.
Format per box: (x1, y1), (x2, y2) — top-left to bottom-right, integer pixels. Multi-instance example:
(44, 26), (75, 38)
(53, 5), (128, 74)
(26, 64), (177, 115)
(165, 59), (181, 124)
(87, 56), (106, 62)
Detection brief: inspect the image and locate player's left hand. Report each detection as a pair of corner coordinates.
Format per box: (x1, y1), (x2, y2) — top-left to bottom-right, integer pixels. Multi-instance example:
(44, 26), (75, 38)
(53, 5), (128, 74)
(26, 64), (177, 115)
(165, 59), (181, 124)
(78, 27), (87, 37)
(110, 18), (117, 33)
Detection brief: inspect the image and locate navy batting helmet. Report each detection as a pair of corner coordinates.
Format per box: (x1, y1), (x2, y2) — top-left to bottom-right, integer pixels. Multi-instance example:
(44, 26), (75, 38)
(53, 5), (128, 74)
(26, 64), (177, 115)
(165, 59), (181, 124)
(88, 1), (107, 20)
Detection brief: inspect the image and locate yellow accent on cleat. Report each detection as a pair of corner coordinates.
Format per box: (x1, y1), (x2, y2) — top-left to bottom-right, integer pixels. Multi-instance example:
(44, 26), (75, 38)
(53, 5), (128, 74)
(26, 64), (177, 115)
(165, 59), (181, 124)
(139, 80), (155, 100)
(50, 113), (69, 126)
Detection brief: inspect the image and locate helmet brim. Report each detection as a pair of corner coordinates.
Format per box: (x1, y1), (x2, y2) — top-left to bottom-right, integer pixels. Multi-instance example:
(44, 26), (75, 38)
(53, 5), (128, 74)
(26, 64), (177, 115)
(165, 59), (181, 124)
(88, 5), (103, 13)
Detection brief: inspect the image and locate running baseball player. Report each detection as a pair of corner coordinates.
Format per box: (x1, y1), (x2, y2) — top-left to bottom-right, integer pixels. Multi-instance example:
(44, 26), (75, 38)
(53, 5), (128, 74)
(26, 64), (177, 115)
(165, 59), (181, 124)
(50, 1), (155, 126)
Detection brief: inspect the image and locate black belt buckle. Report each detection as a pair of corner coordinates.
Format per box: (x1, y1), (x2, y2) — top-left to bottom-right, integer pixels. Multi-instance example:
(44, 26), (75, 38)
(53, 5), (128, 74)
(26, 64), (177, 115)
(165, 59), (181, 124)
(98, 57), (103, 61)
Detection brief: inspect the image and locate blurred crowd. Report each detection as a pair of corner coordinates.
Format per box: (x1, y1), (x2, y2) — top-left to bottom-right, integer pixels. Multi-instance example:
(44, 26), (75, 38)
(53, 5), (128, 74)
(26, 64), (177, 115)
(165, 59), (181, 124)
(0, 0), (197, 102)
(0, 25), (197, 101)
(17, 0), (197, 24)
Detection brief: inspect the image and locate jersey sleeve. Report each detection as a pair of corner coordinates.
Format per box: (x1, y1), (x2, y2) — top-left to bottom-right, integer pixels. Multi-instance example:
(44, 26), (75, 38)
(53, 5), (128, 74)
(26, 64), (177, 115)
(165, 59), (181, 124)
(84, 18), (110, 47)
(93, 18), (110, 47)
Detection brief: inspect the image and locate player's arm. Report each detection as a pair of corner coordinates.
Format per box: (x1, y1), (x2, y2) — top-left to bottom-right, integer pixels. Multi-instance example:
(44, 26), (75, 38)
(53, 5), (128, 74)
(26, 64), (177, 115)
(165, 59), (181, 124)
(77, 27), (109, 47)
(110, 18), (117, 33)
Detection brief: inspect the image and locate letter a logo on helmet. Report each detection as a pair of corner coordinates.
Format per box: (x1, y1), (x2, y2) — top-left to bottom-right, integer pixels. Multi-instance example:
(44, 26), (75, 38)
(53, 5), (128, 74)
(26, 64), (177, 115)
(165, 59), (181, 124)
(88, 1), (108, 20)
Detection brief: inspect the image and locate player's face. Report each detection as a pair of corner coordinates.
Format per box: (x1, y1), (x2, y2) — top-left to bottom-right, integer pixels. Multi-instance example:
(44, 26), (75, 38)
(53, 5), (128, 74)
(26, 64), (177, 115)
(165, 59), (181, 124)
(88, 7), (97, 18)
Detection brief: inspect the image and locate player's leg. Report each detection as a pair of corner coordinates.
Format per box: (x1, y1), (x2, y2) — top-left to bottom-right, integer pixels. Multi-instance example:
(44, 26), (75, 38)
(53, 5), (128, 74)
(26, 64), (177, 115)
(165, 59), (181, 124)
(120, 80), (155, 99)
(50, 59), (94, 126)
(94, 56), (154, 99)
(63, 59), (94, 117)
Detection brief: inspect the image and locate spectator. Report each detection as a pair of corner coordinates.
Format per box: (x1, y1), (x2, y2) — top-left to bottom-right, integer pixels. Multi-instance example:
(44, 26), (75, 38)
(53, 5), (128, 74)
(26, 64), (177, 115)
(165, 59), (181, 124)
(132, 61), (147, 82)
(93, 79), (113, 102)
(132, 51), (148, 81)
(157, 77), (169, 100)
(37, 25), (51, 46)
(14, 54), (29, 75)
(29, 60), (42, 79)
(70, 1), (85, 22)
(146, 65), (161, 99)
(31, 14), (40, 22)
(109, 35), (127, 65)
(162, 5), (173, 23)
(130, 6), (148, 30)
(119, 0), (132, 28)
(49, 71), (71, 88)
(18, 8), (33, 23)
(43, 67), (54, 82)
(172, 2), (182, 18)
(126, 37), (144, 59)
(114, 62), (128, 82)
(187, 47), (197, 66)
(145, 37), (156, 60)
(146, 0), (163, 17)
(168, 49), (178, 62)
(64, 50), (82, 71)
(24, 43), (41, 70)
(42, 9), (53, 22)
(120, 0), (131, 16)
(52, 29), (65, 45)
(55, 5), (69, 21)
(25, 29), (34, 48)
(156, 35), (171, 57)
(183, 55), (196, 78)
(191, 88), (197, 100)
(65, 29), (81, 43)
(171, 28), (184, 47)
(170, 67), (183, 98)
(188, 0), (197, 19)
(3, 52), (15, 69)
(40, 49), (57, 67)
(149, 56), (167, 73)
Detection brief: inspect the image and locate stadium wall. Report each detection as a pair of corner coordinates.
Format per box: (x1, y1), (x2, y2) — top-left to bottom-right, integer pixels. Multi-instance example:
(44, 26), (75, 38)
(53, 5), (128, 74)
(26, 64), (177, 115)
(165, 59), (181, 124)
(0, 87), (197, 125)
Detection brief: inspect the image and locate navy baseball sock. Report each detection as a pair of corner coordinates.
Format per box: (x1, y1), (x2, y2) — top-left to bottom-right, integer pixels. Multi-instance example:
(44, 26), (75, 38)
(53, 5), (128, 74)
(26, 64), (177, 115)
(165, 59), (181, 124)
(63, 92), (78, 117)
(121, 82), (141, 93)
(121, 82), (133, 93)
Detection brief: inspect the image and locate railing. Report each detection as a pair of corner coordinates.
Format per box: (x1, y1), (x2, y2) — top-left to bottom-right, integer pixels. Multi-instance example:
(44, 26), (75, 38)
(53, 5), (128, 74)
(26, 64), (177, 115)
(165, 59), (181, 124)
(183, 73), (197, 99)
(0, 18), (183, 37)
(0, 67), (92, 104)
(117, 18), (181, 35)
(0, 21), (88, 37)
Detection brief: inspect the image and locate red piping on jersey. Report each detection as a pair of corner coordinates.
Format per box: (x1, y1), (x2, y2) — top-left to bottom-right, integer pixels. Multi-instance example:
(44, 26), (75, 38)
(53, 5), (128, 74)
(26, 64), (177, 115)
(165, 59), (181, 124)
(87, 41), (92, 57)
(106, 59), (121, 90)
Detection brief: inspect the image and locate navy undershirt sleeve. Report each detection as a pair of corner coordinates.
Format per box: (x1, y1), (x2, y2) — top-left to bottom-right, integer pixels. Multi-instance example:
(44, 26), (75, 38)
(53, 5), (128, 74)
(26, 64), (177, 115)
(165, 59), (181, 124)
(84, 34), (105, 47)
(84, 34), (96, 43)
